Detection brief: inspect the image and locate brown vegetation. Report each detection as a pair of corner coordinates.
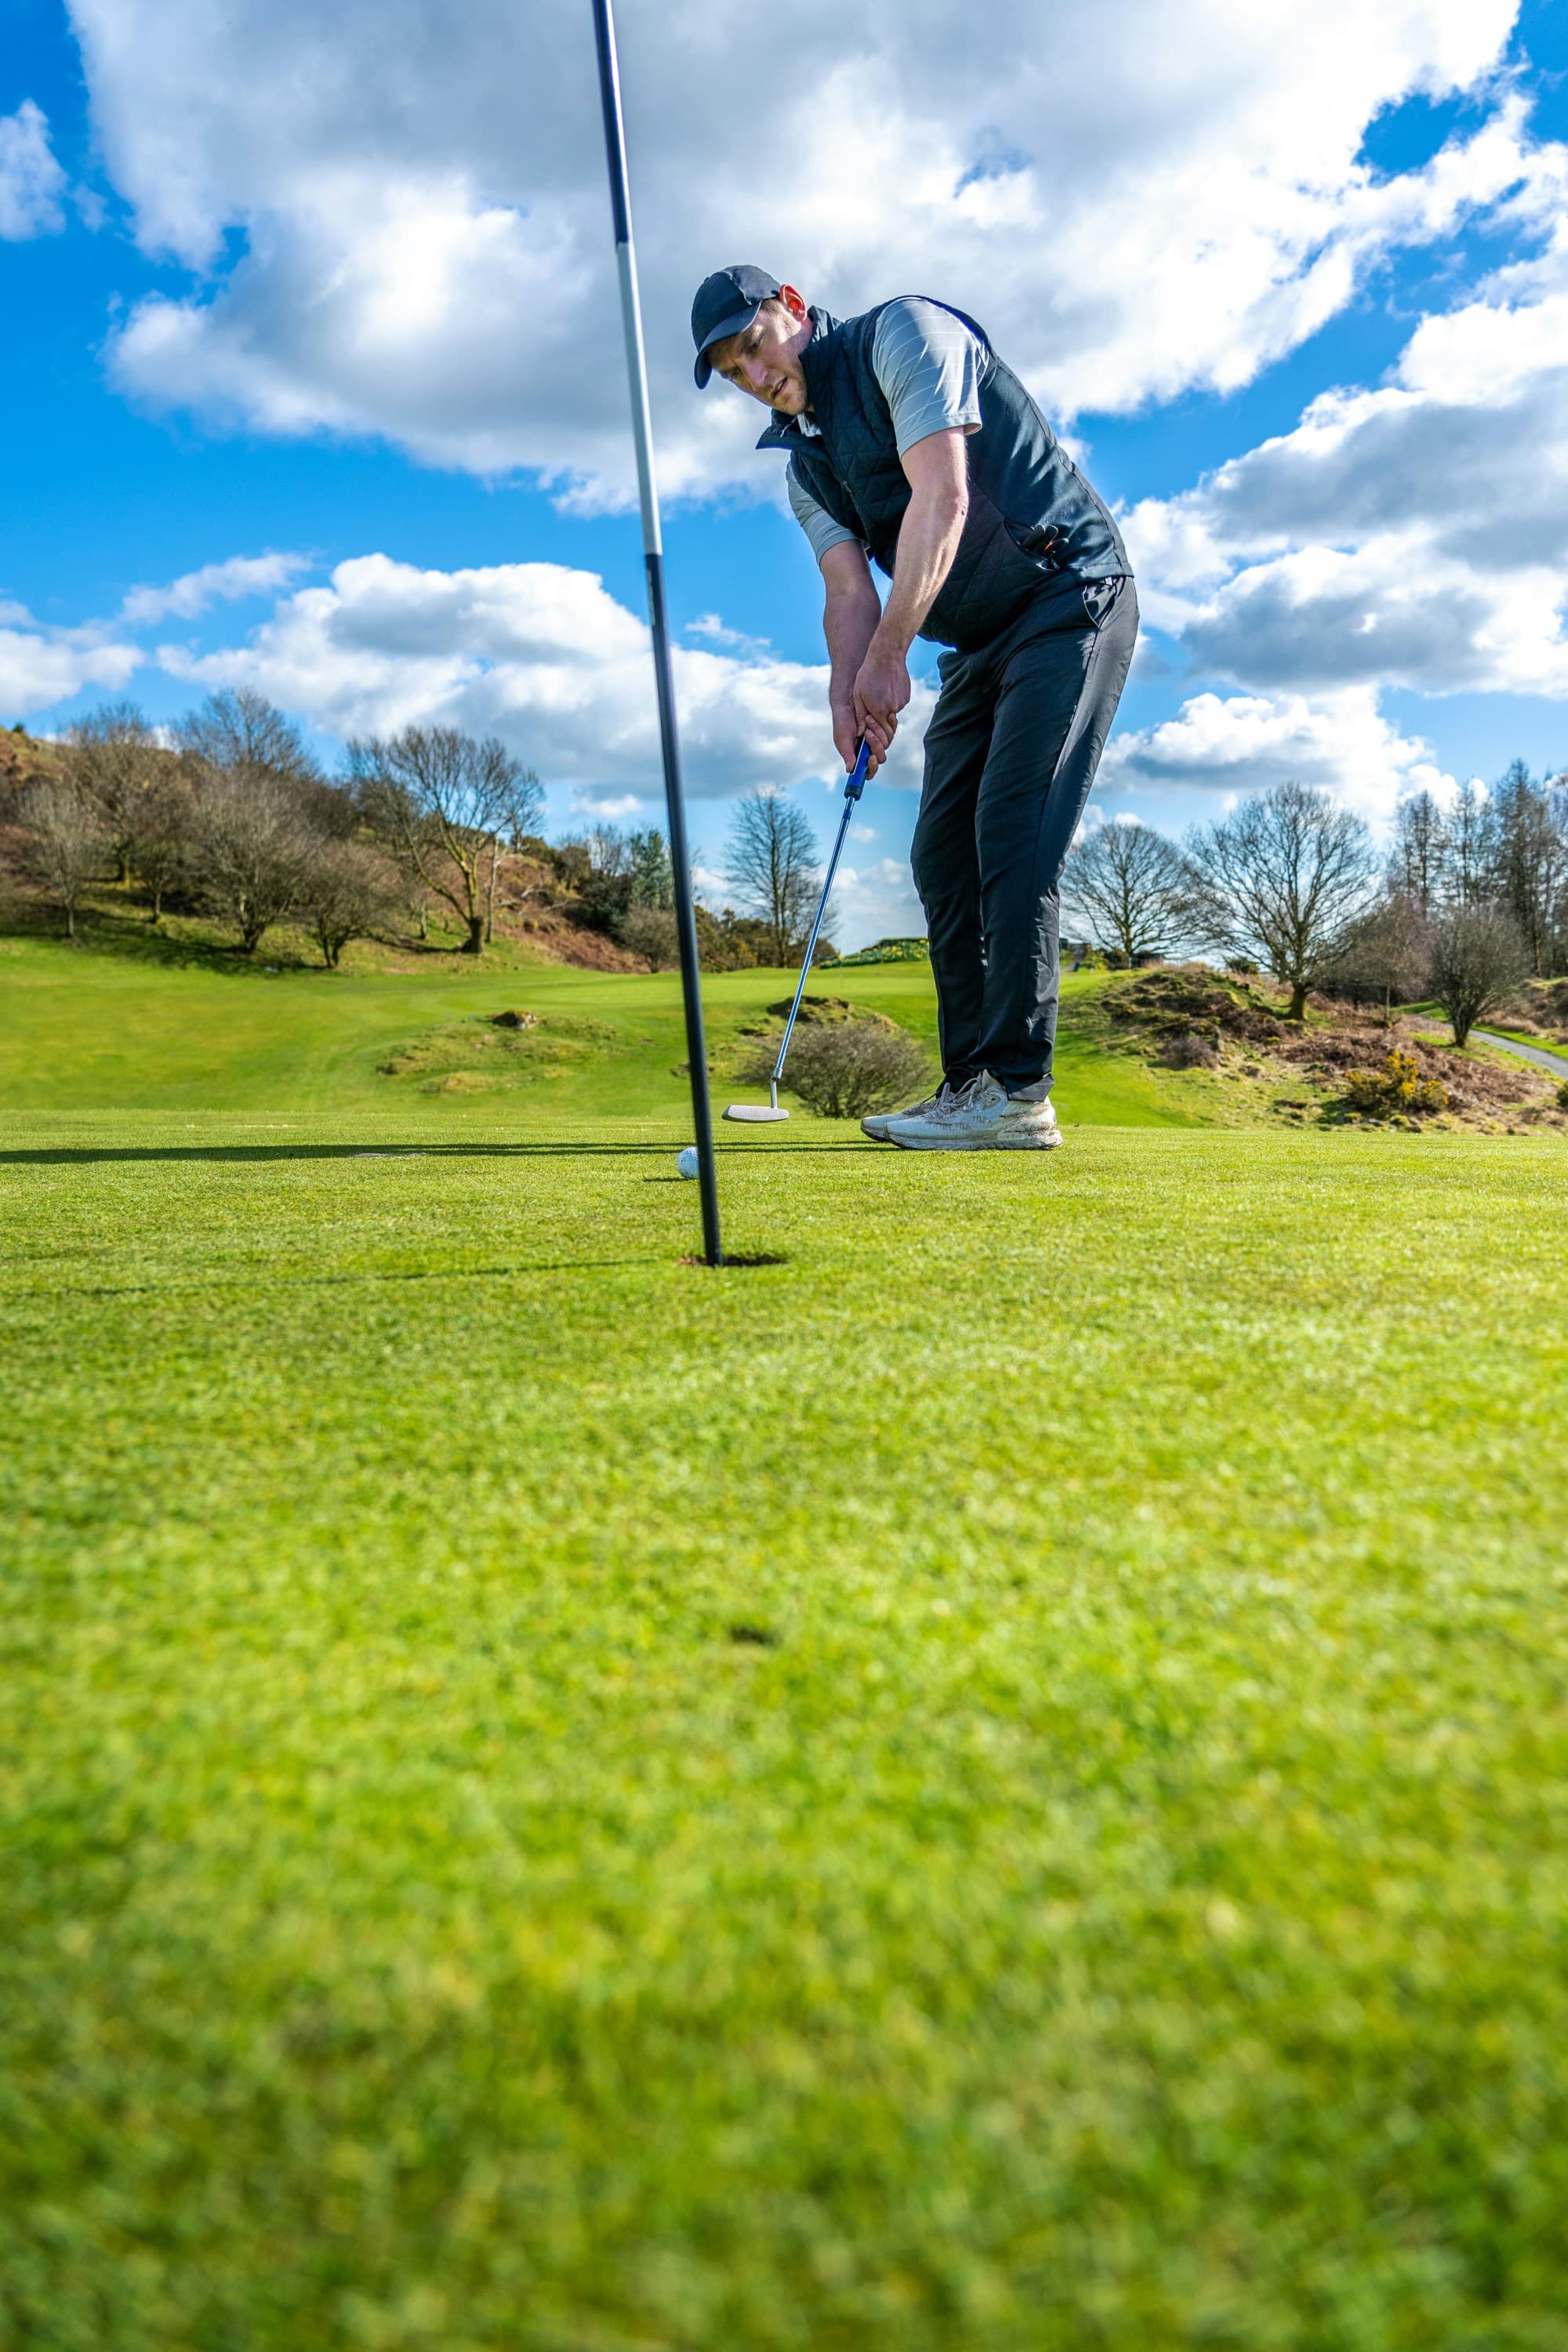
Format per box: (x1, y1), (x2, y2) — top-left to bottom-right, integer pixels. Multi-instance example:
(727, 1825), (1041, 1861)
(1106, 963), (1563, 1129)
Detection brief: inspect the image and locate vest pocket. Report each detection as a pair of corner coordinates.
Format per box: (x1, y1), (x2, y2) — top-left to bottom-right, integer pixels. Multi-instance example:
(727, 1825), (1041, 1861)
(1080, 576), (1124, 631)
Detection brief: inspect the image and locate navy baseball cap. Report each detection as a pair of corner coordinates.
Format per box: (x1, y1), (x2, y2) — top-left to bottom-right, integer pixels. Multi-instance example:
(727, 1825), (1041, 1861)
(691, 264), (783, 387)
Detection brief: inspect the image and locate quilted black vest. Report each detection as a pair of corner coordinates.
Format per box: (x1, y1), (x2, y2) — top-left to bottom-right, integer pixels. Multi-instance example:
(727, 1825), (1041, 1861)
(757, 302), (1129, 652)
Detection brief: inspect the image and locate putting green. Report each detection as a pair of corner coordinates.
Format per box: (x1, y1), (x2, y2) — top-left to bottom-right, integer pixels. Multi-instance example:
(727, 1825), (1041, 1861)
(4, 1109), (1567, 2347)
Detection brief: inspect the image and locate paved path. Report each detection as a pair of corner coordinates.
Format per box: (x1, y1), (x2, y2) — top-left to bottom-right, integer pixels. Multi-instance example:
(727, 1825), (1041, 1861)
(1474, 1029), (1568, 1075)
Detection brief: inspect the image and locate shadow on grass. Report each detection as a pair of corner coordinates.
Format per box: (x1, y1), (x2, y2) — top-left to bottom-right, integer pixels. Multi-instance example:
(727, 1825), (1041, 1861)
(74, 1259), (651, 1298)
(2, 904), (474, 976)
(1, 1142), (888, 1167)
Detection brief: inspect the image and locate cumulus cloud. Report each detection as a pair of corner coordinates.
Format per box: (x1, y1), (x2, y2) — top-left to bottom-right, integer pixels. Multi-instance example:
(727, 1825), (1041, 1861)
(118, 551), (311, 626)
(0, 101), (66, 240)
(0, 620), (140, 715)
(67, 0), (1532, 496)
(1101, 686), (1456, 820)
(151, 552), (935, 798)
(1122, 158), (1568, 702)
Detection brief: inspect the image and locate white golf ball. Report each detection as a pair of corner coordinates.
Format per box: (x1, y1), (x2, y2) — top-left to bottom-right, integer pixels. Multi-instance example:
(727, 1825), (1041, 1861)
(677, 1145), (700, 1180)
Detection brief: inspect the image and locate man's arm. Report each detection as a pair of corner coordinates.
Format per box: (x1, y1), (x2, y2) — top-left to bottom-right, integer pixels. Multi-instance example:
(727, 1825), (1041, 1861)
(819, 540), (885, 775)
(851, 427), (970, 757)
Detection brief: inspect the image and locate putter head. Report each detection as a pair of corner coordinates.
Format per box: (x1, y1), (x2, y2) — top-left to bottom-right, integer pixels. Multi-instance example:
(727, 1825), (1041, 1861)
(723, 1103), (789, 1122)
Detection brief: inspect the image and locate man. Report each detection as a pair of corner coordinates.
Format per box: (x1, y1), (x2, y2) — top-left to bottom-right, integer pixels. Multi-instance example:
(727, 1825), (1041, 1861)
(691, 265), (1137, 1151)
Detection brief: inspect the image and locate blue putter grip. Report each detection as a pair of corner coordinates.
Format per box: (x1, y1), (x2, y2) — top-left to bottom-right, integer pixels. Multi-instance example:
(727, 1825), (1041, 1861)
(846, 739), (872, 800)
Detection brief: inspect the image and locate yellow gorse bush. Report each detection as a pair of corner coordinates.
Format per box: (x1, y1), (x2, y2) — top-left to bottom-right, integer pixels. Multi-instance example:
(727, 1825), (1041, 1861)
(1345, 1045), (1449, 1116)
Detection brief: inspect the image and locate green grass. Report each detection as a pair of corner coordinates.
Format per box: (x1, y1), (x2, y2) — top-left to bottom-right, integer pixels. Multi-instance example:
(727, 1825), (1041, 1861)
(5, 1105), (1568, 2349)
(0, 931), (1205, 1127)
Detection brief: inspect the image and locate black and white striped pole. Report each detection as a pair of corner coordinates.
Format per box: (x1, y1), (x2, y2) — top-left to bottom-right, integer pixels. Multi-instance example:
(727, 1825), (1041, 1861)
(590, 0), (723, 1266)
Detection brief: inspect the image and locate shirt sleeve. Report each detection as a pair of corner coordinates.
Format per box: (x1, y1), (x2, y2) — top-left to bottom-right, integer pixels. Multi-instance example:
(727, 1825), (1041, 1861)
(787, 456), (863, 568)
(870, 298), (985, 455)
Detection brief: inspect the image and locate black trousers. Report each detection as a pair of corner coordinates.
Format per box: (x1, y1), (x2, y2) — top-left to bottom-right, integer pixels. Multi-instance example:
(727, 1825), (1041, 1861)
(911, 573), (1138, 1099)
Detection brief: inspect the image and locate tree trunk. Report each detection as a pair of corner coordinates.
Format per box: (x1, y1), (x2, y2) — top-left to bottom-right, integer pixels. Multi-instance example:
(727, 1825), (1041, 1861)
(461, 914), (485, 955)
(65, 899), (76, 942)
(1287, 980), (1308, 1020)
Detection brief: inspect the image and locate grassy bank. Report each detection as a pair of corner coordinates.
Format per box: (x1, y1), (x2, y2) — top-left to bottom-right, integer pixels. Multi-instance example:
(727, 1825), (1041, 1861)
(4, 1111), (1568, 2347)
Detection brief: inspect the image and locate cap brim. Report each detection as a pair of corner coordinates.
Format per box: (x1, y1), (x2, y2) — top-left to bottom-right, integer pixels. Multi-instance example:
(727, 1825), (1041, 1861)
(693, 303), (764, 387)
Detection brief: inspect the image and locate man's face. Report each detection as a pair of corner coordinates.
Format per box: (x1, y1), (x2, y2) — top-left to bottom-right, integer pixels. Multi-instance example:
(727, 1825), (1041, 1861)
(707, 287), (812, 415)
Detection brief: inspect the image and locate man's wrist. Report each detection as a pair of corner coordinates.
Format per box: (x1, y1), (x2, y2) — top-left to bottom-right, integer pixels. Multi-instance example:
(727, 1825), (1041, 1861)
(869, 615), (914, 665)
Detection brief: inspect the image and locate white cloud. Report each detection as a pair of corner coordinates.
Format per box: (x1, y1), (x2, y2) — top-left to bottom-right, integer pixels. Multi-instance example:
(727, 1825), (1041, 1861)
(1101, 685), (1456, 821)
(0, 101), (66, 241)
(1122, 160), (1568, 702)
(118, 551), (310, 626)
(152, 551), (934, 799)
(0, 624), (140, 715)
(826, 855), (924, 943)
(67, 0), (1533, 496)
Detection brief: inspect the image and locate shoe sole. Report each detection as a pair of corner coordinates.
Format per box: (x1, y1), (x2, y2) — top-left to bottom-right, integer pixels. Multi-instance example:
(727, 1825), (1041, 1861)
(889, 1128), (1063, 1152)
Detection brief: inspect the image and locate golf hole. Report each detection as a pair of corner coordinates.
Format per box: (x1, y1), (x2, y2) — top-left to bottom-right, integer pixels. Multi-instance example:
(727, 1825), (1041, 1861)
(680, 1252), (787, 1269)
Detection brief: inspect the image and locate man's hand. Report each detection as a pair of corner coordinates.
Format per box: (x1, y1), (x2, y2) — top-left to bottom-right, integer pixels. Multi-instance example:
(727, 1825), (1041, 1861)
(851, 644), (910, 776)
(831, 700), (865, 777)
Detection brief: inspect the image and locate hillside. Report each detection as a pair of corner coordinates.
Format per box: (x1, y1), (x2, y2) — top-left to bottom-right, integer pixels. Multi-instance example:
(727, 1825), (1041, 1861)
(2, 917), (1565, 1134)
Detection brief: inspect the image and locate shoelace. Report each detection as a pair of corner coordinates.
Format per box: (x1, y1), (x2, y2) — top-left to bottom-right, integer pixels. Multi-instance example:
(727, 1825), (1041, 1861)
(930, 1075), (990, 1123)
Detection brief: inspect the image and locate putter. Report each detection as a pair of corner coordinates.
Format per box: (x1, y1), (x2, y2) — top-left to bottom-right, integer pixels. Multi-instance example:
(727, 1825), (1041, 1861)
(724, 738), (873, 1123)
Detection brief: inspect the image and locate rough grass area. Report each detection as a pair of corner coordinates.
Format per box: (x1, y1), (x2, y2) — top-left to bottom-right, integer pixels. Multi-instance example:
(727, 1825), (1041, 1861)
(4, 1112), (1568, 2349)
(1098, 967), (1566, 1133)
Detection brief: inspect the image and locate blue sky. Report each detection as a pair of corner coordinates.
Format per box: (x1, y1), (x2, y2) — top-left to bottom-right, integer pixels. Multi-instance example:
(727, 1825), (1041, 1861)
(2, 0), (1565, 944)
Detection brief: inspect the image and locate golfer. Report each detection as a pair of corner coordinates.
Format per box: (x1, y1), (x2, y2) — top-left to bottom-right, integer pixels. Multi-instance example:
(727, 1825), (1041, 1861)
(692, 268), (1137, 1151)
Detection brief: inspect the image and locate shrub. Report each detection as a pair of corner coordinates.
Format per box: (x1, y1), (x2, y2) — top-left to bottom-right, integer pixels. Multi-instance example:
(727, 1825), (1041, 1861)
(743, 1020), (931, 1120)
(618, 905), (681, 969)
(1161, 1030), (1219, 1069)
(823, 936), (931, 967)
(1225, 955), (1261, 976)
(1345, 1047), (1448, 1117)
(1557, 1080), (1568, 1110)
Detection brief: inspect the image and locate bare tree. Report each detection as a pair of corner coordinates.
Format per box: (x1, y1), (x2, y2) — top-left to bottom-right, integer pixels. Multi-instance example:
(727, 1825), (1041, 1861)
(177, 687), (321, 784)
(1061, 819), (1194, 961)
(18, 782), (110, 940)
(1428, 902), (1530, 1047)
(1324, 892), (1431, 1021)
(722, 790), (819, 966)
(296, 838), (401, 969)
(1488, 760), (1568, 978)
(60, 701), (167, 884)
(124, 774), (194, 924)
(349, 728), (542, 954)
(188, 765), (314, 955)
(1390, 790), (1448, 920)
(1185, 782), (1379, 1020)
(1444, 781), (1491, 907)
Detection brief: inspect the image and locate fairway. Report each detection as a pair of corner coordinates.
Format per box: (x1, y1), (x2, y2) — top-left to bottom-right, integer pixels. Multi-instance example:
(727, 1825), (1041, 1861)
(0, 934), (1208, 1129)
(5, 1109), (1568, 2348)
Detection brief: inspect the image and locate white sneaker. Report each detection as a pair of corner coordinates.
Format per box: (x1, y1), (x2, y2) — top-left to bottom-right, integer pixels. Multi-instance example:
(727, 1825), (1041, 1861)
(862, 1083), (951, 1142)
(884, 1072), (1062, 1151)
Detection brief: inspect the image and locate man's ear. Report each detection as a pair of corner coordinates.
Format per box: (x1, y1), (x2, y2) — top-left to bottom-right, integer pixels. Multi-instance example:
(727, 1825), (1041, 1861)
(776, 283), (808, 323)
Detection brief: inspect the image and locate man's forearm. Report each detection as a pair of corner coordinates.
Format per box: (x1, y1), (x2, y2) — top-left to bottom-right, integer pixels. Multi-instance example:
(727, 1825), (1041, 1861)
(874, 483), (967, 656)
(822, 579), (884, 706)
(824, 575), (883, 717)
